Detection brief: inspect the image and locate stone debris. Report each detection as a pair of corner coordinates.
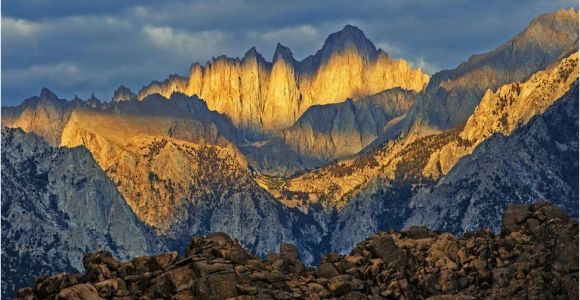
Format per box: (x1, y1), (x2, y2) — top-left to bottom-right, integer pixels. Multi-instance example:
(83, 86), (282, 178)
(16, 202), (578, 299)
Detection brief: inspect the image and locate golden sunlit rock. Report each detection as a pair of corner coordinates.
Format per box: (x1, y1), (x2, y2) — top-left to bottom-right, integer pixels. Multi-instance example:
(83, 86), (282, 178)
(138, 27), (429, 135)
(423, 51), (579, 178)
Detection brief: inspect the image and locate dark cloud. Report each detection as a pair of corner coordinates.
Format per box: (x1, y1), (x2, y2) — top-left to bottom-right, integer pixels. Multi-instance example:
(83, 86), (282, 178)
(2, 0), (577, 105)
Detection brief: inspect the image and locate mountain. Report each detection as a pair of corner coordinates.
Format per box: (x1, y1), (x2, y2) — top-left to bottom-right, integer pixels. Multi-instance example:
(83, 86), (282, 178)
(15, 202), (579, 299)
(2, 9), (579, 298)
(1, 88), (83, 146)
(401, 8), (578, 136)
(263, 34), (579, 253)
(406, 80), (579, 233)
(138, 25), (429, 137)
(282, 88), (415, 162)
(423, 51), (579, 178)
(1, 127), (159, 299)
(268, 10), (579, 210)
(1, 90), (329, 266)
(2, 91), (241, 147)
(111, 85), (137, 102)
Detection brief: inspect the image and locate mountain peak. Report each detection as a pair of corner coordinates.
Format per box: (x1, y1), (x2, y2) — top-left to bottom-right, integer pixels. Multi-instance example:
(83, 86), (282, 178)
(322, 24), (376, 56)
(273, 43), (295, 63)
(244, 46), (258, 57)
(88, 93), (100, 103)
(112, 85), (137, 102)
(298, 24), (378, 69)
(242, 46), (267, 64)
(39, 87), (57, 100)
(340, 24), (365, 36)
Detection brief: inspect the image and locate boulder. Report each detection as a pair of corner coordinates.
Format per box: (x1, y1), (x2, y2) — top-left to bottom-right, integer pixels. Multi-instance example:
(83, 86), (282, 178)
(13, 202), (578, 300)
(56, 284), (102, 300)
(328, 275), (363, 296)
(280, 243), (300, 261)
(367, 234), (403, 263)
(502, 204), (532, 234)
(404, 226), (433, 239)
(319, 262), (340, 278)
(205, 232), (233, 248)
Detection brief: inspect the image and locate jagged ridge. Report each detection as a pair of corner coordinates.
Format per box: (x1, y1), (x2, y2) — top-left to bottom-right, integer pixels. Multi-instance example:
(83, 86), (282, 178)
(138, 25), (429, 136)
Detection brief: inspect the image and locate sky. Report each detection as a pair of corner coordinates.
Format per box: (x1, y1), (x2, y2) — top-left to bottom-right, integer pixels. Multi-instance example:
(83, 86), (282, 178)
(2, 0), (577, 106)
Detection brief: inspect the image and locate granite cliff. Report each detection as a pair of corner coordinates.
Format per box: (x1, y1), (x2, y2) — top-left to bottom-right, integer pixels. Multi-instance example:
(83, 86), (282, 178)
(423, 51), (579, 178)
(138, 25), (428, 136)
(1, 127), (159, 299)
(400, 8), (578, 136)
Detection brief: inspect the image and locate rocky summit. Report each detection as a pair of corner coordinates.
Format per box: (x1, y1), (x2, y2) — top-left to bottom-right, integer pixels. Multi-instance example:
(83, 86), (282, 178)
(137, 25), (428, 136)
(16, 202), (578, 300)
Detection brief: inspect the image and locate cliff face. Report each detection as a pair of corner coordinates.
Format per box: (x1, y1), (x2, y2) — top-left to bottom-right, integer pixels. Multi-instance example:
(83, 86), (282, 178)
(1, 91), (324, 266)
(1, 127), (158, 299)
(423, 51), (579, 178)
(401, 8), (578, 136)
(262, 45), (579, 253)
(406, 81), (579, 233)
(138, 25), (429, 136)
(283, 88), (415, 162)
(268, 9), (580, 211)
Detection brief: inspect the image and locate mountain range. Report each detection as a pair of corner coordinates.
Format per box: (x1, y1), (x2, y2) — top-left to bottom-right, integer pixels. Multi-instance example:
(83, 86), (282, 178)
(1, 8), (578, 299)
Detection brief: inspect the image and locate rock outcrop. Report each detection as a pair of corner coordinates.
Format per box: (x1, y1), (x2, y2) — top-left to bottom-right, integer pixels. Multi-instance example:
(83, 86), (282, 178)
(16, 202), (578, 299)
(1, 127), (158, 299)
(138, 25), (429, 136)
(283, 88), (415, 162)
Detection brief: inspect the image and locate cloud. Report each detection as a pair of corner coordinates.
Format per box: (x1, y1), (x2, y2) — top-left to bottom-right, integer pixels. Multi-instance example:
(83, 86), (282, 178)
(1, 17), (40, 37)
(143, 26), (227, 60)
(1, 0), (577, 105)
(257, 25), (319, 45)
(408, 57), (437, 75)
(4, 63), (79, 84)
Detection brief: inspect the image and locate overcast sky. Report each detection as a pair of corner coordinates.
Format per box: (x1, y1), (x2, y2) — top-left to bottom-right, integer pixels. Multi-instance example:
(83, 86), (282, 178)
(2, 0), (577, 106)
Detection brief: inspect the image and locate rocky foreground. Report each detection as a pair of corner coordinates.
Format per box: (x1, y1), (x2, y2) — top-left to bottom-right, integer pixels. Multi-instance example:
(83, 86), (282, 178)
(16, 202), (578, 299)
